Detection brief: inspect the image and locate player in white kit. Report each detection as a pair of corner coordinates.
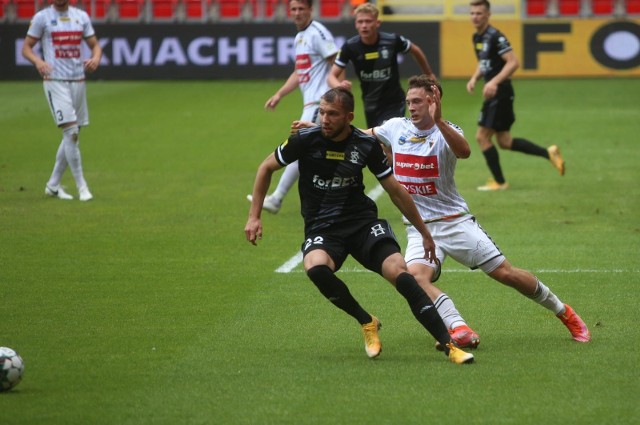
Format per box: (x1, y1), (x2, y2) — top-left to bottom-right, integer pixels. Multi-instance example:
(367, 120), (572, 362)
(247, 0), (338, 214)
(22, 0), (102, 201)
(372, 75), (590, 345)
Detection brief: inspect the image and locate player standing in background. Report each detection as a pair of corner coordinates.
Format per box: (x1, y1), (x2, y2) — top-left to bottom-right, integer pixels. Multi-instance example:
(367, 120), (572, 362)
(328, 2), (435, 128)
(22, 0), (101, 201)
(466, 0), (565, 191)
(372, 75), (590, 344)
(246, 0), (338, 214)
(245, 87), (474, 364)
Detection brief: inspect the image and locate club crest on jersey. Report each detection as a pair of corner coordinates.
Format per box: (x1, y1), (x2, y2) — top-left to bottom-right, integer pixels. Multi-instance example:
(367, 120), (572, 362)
(348, 150), (360, 164)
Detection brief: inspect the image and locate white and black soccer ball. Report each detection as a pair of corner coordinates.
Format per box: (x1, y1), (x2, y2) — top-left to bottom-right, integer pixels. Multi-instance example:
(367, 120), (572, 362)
(0, 347), (25, 392)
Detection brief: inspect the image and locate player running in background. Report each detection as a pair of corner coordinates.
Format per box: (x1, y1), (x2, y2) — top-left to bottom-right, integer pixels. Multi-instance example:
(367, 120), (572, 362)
(466, 0), (565, 191)
(328, 2), (435, 128)
(372, 75), (589, 344)
(22, 0), (101, 201)
(245, 87), (474, 364)
(246, 0), (339, 214)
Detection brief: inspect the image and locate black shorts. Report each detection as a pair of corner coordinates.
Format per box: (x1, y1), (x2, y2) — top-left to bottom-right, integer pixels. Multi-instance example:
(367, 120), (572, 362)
(301, 218), (401, 274)
(478, 86), (515, 132)
(365, 101), (406, 128)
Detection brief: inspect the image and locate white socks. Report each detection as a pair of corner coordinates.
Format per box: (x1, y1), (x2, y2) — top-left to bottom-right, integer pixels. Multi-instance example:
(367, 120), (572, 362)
(47, 125), (88, 192)
(529, 279), (564, 315)
(434, 294), (467, 330)
(271, 161), (299, 201)
(46, 140), (68, 188)
(61, 125), (88, 191)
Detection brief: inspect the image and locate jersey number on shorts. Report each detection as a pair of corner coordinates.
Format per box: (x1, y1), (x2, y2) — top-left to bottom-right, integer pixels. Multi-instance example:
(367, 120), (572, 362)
(304, 236), (324, 250)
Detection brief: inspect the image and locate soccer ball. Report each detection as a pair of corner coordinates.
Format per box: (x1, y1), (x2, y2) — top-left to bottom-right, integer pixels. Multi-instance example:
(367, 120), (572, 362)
(0, 347), (25, 392)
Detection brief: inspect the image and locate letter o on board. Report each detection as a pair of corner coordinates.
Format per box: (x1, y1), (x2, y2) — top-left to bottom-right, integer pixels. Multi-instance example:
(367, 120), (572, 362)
(590, 21), (640, 70)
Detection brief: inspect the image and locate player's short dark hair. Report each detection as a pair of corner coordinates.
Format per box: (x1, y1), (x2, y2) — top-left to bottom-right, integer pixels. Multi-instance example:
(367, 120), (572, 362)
(470, 0), (490, 9)
(321, 87), (355, 113)
(290, 0), (313, 7)
(407, 75), (443, 98)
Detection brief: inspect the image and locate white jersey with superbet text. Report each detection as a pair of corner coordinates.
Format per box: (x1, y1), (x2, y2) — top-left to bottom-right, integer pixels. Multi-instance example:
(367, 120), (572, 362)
(27, 5), (95, 81)
(294, 21), (338, 106)
(375, 117), (470, 223)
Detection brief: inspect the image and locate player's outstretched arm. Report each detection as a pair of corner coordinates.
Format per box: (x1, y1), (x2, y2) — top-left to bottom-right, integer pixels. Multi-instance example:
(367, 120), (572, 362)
(428, 84), (471, 159)
(379, 175), (436, 262)
(327, 64), (351, 91)
(409, 43), (435, 80)
(22, 36), (52, 77)
(245, 153), (282, 245)
(83, 35), (102, 73)
(266, 71), (299, 110)
(466, 64), (482, 94)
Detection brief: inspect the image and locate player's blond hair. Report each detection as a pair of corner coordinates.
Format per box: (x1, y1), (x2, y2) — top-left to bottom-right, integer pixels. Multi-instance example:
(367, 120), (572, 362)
(470, 0), (490, 10)
(354, 3), (379, 18)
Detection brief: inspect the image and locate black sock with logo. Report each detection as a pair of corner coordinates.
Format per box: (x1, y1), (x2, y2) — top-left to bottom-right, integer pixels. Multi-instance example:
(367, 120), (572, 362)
(395, 272), (451, 353)
(307, 265), (372, 325)
(511, 137), (549, 159)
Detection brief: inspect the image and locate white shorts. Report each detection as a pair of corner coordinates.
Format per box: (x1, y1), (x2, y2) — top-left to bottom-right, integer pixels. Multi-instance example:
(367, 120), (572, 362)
(300, 102), (320, 124)
(43, 80), (89, 127)
(405, 215), (505, 273)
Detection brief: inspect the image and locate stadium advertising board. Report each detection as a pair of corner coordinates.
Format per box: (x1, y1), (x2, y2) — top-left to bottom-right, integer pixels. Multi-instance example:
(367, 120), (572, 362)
(2, 20), (637, 80)
(0, 23), (438, 80)
(442, 19), (640, 77)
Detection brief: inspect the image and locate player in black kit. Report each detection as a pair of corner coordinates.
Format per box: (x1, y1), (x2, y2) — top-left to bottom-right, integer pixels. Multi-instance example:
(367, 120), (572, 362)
(245, 87), (473, 364)
(328, 3), (434, 128)
(467, 0), (566, 191)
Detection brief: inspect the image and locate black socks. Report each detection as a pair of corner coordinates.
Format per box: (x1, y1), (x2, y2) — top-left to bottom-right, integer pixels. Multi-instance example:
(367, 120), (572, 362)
(482, 145), (506, 184)
(395, 272), (451, 351)
(306, 265), (371, 325)
(511, 137), (549, 158)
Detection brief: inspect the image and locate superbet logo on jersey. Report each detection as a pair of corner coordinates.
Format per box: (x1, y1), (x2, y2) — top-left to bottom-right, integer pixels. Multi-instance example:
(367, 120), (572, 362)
(52, 31), (83, 46)
(52, 31), (83, 59)
(393, 153), (439, 178)
(295, 54), (311, 83)
(295, 54), (311, 70)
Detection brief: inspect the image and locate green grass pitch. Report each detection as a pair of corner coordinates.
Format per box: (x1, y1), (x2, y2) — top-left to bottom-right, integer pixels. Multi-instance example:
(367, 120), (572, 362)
(0, 78), (639, 424)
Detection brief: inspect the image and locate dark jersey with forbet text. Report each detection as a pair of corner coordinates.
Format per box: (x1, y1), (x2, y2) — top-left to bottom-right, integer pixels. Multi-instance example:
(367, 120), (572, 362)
(472, 25), (514, 98)
(335, 32), (411, 113)
(275, 126), (393, 233)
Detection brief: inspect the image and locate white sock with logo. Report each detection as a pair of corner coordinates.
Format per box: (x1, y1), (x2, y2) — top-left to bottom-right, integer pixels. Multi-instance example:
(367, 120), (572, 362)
(529, 279), (564, 315)
(433, 293), (466, 330)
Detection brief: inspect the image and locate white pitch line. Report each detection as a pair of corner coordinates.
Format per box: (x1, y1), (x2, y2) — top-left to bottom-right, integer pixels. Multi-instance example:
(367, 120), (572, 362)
(275, 251), (303, 273)
(282, 268), (639, 274)
(275, 184), (385, 273)
(273, 184), (638, 275)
